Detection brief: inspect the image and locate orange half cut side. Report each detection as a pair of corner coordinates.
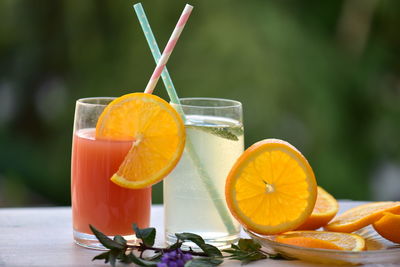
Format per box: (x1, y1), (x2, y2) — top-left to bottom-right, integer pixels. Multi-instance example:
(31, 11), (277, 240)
(225, 139), (317, 235)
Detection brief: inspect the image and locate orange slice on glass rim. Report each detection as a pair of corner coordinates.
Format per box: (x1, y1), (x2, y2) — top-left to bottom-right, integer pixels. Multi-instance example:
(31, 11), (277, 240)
(275, 231), (365, 251)
(96, 93), (185, 189)
(225, 139), (317, 235)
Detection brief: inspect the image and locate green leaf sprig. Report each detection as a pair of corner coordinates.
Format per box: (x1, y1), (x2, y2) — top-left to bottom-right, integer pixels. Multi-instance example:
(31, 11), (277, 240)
(90, 224), (285, 267)
(187, 125), (244, 141)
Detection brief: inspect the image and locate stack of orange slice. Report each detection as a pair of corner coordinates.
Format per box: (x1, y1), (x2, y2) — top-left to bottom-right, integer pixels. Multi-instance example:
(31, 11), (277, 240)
(224, 137), (400, 252)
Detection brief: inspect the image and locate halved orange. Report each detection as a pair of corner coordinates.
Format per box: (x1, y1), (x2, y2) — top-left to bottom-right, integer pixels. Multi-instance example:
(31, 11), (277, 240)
(296, 186), (339, 230)
(275, 231), (365, 251)
(225, 139), (317, 235)
(325, 202), (400, 233)
(373, 211), (400, 243)
(96, 93), (185, 189)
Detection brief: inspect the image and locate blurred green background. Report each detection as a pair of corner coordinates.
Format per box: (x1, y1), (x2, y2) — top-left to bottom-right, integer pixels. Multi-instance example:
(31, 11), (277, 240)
(0, 0), (399, 207)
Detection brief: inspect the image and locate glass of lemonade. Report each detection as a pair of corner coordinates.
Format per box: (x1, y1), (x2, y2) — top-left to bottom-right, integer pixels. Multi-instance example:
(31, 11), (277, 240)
(164, 97), (244, 248)
(71, 97), (151, 249)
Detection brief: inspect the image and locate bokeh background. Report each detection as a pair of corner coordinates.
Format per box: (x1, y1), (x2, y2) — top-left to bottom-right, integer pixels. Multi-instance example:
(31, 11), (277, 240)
(0, 0), (399, 206)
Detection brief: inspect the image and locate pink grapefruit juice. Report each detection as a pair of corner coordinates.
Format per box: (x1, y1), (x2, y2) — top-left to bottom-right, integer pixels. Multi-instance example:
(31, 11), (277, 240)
(71, 128), (151, 236)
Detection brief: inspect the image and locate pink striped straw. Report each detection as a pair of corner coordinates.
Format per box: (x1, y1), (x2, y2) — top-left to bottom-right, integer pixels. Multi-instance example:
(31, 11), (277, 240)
(144, 4), (193, 94)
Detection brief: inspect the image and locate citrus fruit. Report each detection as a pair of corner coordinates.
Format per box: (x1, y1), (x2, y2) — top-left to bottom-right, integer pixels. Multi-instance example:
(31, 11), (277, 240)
(274, 231), (365, 251)
(296, 186), (339, 230)
(373, 212), (400, 243)
(225, 139), (317, 235)
(96, 93), (185, 189)
(325, 201), (400, 233)
(276, 236), (342, 250)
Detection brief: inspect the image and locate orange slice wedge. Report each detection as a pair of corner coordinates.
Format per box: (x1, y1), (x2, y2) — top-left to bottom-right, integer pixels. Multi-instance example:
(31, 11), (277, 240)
(373, 212), (400, 243)
(225, 139), (317, 235)
(325, 201), (400, 233)
(276, 236), (342, 250)
(296, 186), (339, 230)
(96, 93), (185, 189)
(275, 231), (365, 251)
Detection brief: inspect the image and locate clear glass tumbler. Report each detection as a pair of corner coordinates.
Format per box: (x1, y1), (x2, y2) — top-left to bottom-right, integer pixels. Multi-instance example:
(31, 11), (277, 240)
(71, 97), (151, 249)
(164, 97), (244, 248)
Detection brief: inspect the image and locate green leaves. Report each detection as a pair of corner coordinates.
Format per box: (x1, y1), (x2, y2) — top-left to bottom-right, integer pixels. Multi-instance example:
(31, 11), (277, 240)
(198, 244), (222, 258)
(113, 235), (127, 246)
(168, 241), (183, 250)
(89, 225), (126, 250)
(223, 239), (267, 264)
(90, 224), (159, 267)
(175, 232), (203, 244)
(174, 232), (223, 266)
(221, 238), (286, 264)
(133, 223), (156, 246)
(238, 238), (262, 251)
(91, 249), (127, 267)
(92, 251), (110, 261)
(175, 233), (222, 257)
(187, 125), (244, 141)
(91, 223), (283, 267)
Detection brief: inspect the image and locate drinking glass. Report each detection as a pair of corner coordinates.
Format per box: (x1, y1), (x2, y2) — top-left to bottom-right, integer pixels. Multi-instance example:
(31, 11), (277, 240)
(71, 97), (151, 249)
(164, 97), (244, 248)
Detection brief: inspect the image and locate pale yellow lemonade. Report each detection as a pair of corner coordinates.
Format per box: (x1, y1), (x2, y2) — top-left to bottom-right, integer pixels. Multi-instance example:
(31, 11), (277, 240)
(164, 114), (244, 246)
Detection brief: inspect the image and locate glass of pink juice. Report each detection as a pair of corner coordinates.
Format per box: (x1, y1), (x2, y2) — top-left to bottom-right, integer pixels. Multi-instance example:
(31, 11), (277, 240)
(71, 97), (151, 249)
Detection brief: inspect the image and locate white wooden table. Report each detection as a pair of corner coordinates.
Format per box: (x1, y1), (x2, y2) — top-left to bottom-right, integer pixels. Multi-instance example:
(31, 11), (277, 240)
(0, 201), (393, 267)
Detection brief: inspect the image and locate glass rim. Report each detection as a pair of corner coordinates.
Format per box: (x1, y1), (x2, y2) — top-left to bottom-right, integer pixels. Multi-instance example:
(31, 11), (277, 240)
(76, 96), (242, 109)
(76, 97), (115, 106)
(171, 97), (242, 109)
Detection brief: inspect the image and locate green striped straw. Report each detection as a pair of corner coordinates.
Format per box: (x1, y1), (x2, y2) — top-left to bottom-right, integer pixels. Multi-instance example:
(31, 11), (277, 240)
(133, 3), (237, 235)
(133, 4), (181, 106)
